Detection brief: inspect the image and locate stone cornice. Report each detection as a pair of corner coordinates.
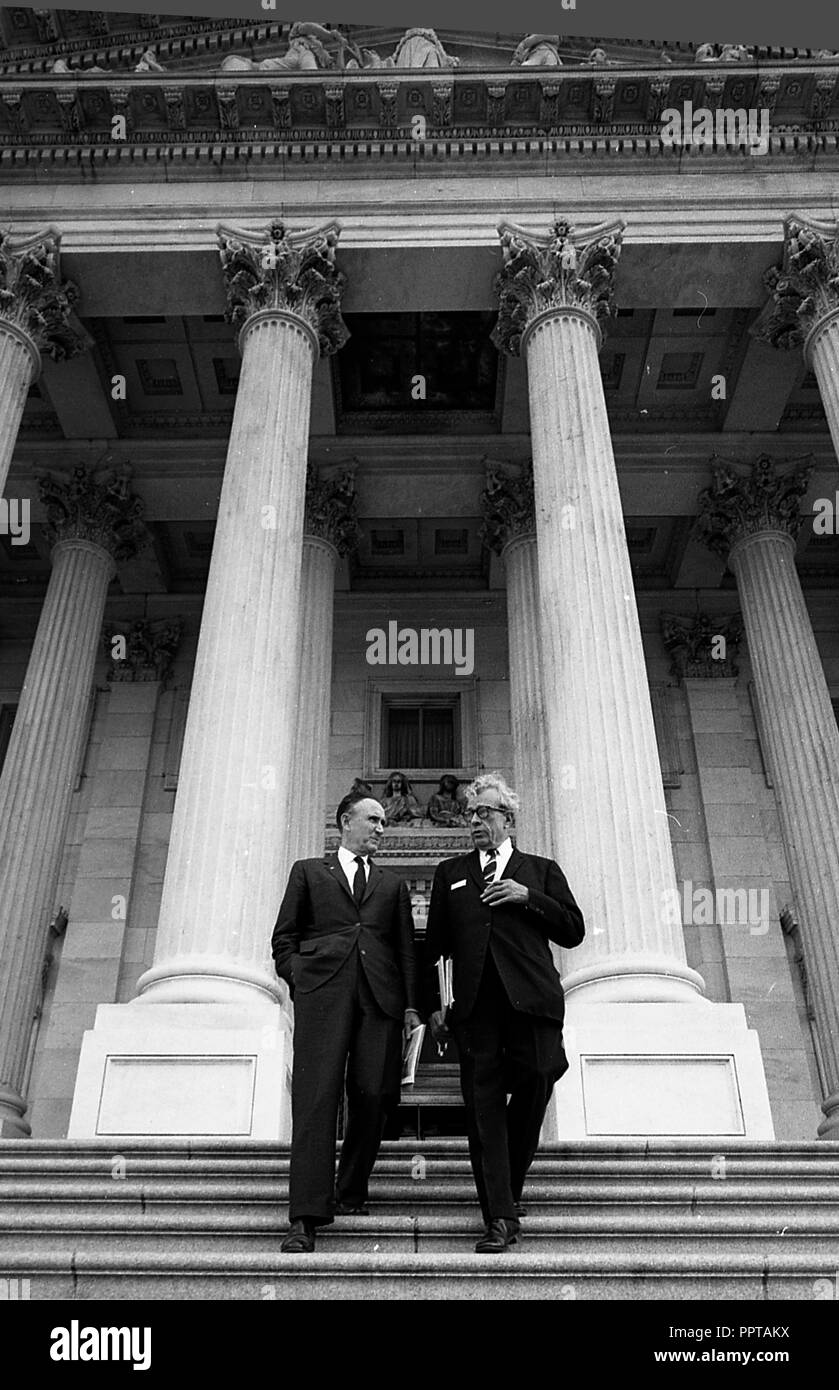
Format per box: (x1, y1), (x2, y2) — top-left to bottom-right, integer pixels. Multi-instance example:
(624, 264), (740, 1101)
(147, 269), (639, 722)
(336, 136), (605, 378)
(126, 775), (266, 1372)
(694, 453), (815, 559)
(2, 63), (839, 167)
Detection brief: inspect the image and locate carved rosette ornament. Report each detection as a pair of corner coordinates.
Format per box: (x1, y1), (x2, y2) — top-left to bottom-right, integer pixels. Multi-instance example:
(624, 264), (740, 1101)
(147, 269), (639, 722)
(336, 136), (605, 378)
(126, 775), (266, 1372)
(38, 466), (149, 562)
(695, 454), (814, 560)
(479, 462), (536, 552)
(753, 216), (839, 353)
(491, 217), (625, 357)
(217, 218), (349, 357)
(0, 229), (85, 363)
(103, 617), (183, 684)
(661, 611), (744, 680)
(303, 463), (360, 556)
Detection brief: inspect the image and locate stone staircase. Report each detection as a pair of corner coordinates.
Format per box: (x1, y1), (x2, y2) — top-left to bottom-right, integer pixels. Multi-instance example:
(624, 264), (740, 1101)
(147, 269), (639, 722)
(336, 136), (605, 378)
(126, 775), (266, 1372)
(1, 1138), (839, 1300)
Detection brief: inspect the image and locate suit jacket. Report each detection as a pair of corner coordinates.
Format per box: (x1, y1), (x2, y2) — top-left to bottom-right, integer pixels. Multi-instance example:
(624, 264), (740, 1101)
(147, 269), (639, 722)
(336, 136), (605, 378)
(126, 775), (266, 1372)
(424, 847), (584, 1023)
(271, 854), (418, 1021)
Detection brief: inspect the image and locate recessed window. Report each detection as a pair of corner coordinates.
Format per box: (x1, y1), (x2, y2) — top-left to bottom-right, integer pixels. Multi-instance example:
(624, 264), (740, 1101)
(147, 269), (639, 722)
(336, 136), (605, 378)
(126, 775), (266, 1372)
(212, 357), (240, 395)
(657, 352), (703, 389)
(434, 528), (468, 556)
(371, 529), (405, 557)
(137, 358), (183, 396)
(382, 696), (459, 769)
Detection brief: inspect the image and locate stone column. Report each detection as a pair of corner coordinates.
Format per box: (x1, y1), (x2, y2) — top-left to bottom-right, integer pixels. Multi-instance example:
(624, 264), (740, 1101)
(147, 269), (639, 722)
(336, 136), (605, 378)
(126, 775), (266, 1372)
(492, 220), (773, 1140)
(755, 216), (839, 463)
(0, 467), (147, 1136)
(493, 219), (703, 1005)
(0, 230), (84, 499)
(696, 454), (839, 1139)
(480, 461), (551, 857)
(290, 464), (359, 862)
(69, 221), (348, 1141)
(137, 219), (348, 1006)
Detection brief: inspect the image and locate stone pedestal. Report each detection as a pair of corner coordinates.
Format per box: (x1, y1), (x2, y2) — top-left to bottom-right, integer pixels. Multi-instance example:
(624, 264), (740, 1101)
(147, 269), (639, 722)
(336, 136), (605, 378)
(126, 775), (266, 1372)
(494, 219), (772, 1139)
(70, 220), (348, 1140)
(0, 230), (83, 498)
(0, 469), (147, 1136)
(697, 455), (839, 1140)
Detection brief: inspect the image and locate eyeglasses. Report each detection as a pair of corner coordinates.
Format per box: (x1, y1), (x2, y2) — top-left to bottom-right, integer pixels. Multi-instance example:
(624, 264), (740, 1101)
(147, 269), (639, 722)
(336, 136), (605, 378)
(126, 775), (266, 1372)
(468, 803), (509, 821)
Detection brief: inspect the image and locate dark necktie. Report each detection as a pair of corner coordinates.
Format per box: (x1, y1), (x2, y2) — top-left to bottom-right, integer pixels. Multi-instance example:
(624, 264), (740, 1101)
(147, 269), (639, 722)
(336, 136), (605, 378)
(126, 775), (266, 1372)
(482, 849), (497, 887)
(352, 855), (366, 907)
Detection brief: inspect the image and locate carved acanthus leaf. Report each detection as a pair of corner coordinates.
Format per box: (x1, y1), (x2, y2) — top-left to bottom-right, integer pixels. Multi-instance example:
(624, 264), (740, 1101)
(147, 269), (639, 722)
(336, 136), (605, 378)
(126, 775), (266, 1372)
(695, 453), (814, 558)
(492, 217), (625, 357)
(217, 218), (349, 357)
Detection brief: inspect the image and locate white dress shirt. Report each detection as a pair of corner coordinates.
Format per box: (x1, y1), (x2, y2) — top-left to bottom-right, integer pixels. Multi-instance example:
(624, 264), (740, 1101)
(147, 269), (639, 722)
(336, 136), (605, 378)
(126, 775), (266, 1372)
(337, 843), (369, 892)
(480, 836), (513, 881)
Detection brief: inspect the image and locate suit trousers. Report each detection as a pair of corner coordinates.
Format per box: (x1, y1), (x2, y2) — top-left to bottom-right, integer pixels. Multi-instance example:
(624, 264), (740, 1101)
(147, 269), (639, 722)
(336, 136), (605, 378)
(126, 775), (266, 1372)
(289, 945), (402, 1223)
(453, 949), (568, 1224)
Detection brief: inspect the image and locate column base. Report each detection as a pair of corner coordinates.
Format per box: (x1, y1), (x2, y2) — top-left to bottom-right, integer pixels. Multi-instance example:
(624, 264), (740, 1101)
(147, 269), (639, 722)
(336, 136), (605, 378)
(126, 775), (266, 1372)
(817, 1092), (839, 1141)
(0, 1085), (31, 1138)
(542, 1001), (774, 1140)
(68, 1001), (293, 1141)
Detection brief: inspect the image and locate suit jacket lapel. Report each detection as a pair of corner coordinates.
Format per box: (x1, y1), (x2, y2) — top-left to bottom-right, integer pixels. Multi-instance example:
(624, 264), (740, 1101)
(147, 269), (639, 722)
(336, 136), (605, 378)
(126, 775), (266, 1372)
(361, 860), (382, 904)
(501, 847), (526, 880)
(324, 853), (355, 905)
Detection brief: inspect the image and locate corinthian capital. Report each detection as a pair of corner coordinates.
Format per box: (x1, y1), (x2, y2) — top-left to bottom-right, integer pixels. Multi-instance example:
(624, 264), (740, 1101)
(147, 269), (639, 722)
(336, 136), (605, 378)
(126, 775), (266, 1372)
(492, 217), (625, 357)
(217, 218), (349, 356)
(304, 463), (360, 556)
(479, 461), (535, 553)
(752, 215), (839, 351)
(38, 466), (149, 562)
(0, 229), (86, 362)
(695, 453), (814, 560)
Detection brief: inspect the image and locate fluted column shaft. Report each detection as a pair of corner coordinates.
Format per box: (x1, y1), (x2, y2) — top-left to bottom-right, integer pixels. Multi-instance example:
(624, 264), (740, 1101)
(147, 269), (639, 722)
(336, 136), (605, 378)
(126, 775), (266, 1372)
(805, 309), (839, 463)
(730, 529), (839, 1137)
(141, 310), (319, 1004)
(0, 539), (115, 1135)
(523, 307), (702, 1002)
(502, 534), (551, 857)
(0, 322), (38, 499)
(290, 534), (339, 860)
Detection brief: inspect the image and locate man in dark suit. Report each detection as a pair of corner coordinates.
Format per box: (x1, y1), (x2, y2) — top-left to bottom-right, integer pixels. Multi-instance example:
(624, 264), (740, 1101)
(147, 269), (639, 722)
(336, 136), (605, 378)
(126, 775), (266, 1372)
(426, 772), (584, 1253)
(272, 792), (420, 1252)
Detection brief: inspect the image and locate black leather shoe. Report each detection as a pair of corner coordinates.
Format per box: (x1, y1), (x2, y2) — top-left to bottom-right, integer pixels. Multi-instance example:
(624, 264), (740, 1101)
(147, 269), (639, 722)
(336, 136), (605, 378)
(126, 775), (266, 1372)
(281, 1219), (316, 1253)
(333, 1202), (370, 1216)
(475, 1219), (519, 1254)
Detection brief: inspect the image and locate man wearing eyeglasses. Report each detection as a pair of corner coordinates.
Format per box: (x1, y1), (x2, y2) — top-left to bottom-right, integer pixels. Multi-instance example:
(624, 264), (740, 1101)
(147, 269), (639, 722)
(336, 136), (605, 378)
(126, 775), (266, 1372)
(425, 771), (585, 1253)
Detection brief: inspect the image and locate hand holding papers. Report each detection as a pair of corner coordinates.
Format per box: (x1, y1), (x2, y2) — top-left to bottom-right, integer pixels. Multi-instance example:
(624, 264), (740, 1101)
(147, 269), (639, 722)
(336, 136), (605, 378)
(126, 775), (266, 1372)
(401, 1020), (425, 1086)
(431, 956), (454, 1055)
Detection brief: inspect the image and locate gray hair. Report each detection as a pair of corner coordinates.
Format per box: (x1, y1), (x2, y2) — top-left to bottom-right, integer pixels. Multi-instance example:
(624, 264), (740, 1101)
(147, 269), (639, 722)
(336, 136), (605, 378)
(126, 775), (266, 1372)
(465, 771), (520, 817)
